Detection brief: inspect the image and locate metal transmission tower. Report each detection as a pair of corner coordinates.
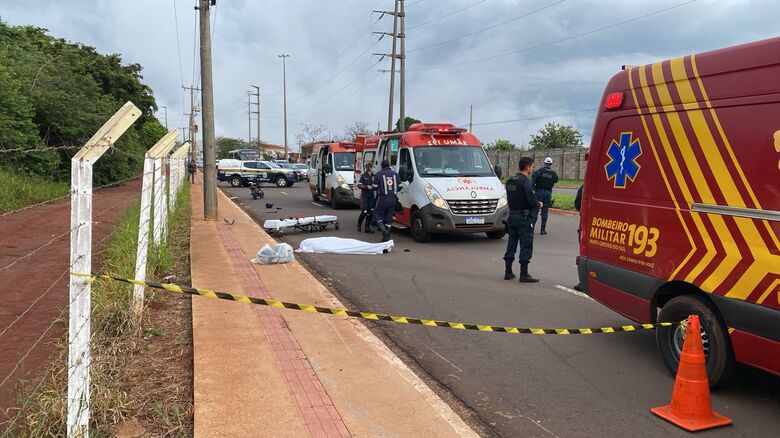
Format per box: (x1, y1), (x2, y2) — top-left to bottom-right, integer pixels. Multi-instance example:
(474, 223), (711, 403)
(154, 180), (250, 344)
(373, 0), (402, 140)
(250, 85), (260, 144)
(197, 0), (218, 220)
(278, 54), (290, 159)
(398, 0), (406, 132)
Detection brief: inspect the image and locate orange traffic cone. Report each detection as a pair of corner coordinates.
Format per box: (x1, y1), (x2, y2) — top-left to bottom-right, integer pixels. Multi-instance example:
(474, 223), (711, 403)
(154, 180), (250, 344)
(651, 315), (732, 431)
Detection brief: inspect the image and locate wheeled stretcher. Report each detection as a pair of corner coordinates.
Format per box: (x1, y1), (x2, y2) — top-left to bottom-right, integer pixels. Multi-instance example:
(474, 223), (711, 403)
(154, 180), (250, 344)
(263, 215), (340, 237)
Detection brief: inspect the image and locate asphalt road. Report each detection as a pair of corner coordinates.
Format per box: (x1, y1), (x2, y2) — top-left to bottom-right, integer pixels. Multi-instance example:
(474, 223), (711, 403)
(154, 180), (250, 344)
(223, 181), (779, 438)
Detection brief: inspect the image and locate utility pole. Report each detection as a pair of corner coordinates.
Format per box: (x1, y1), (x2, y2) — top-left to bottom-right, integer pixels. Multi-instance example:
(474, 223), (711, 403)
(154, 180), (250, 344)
(399, 0), (406, 132)
(250, 85), (260, 143)
(198, 0), (218, 220)
(159, 105), (168, 129)
(469, 104), (473, 132)
(183, 85), (201, 162)
(278, 54), (290, 160)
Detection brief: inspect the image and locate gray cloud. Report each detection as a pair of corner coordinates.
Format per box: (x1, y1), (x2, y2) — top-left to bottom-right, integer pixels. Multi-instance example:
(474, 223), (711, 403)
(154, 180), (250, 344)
(1, 0), (776, 149)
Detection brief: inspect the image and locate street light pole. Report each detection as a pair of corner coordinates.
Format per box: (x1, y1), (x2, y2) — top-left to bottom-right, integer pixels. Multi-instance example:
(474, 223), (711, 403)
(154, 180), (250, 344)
(278, 54), (290, 160)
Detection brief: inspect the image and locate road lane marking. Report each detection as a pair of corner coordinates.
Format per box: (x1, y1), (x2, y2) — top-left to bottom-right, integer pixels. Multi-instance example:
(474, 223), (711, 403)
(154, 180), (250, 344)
(281, 191), (288, 195)
(311, 202), (324, 208)
(427, 346), (463, 373)
(555, 284), (593, 301)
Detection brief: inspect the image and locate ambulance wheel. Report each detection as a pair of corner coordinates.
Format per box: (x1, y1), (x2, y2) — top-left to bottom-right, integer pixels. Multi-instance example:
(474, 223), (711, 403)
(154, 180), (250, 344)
(486, 230), (506, 239)
(276, 176), (288, 188)
(230, 175), (243, 187)
(275, 231), (283, 238)
(410, 210), (430, 243)
(656, 294), (735, 388)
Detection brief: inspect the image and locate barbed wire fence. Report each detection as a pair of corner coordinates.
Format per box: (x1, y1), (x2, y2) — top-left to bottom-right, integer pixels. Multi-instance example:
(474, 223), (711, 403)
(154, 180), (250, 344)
(0, 102), (191, 436)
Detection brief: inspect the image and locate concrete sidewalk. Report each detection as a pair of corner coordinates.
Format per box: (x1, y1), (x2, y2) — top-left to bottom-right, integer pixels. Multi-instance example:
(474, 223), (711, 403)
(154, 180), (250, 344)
(189, 179), (477, 437)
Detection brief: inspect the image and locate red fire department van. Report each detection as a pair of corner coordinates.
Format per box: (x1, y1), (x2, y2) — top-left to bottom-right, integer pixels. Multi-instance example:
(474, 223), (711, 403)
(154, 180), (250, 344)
(578, 37), (780, 386)
(353, 123), (508, 242)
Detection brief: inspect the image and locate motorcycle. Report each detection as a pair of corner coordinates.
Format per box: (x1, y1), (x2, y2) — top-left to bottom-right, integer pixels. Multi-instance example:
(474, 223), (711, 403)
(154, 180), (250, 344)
(249, 177), (265, 200)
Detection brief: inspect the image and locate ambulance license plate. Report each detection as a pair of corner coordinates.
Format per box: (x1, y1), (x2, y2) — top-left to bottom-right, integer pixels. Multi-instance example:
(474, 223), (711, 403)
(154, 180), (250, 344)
(466, 217), (485, 225)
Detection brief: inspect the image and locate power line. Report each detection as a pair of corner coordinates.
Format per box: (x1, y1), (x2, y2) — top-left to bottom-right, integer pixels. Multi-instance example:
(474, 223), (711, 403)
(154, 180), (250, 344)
(469, 108), (596, 127)
(407, 0), (487, 30)
(410, 0), (698, 71)
(408, 0), (566, 54)
(172, 0), (186, 122)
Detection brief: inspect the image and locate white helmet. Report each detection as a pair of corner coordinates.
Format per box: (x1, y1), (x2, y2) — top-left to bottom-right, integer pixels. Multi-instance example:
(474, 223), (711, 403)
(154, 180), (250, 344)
(544, 157), (553, 164)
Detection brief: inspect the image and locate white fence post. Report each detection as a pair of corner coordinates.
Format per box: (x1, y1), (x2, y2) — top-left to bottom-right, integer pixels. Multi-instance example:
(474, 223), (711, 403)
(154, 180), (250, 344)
(149, 130), (178, 246)
(131, 130), (178, 325)
(68, 102), (140, 438)
(131, 155), (154, 326)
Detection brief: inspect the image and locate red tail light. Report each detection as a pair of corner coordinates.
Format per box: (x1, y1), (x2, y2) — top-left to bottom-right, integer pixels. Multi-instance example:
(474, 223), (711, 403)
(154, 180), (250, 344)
(605, 92), (624, 110)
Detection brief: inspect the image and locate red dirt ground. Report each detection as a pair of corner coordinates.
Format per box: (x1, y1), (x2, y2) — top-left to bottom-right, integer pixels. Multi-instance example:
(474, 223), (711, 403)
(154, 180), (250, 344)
(0, 180), (141, 423)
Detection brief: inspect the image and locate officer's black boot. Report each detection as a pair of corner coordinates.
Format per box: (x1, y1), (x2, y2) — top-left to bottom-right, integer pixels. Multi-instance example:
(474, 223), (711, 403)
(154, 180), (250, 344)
(377, 221), (390, 242)
(504, 260), (515, 280)
(518, 263), (539, 283)
(540, 219), (548, 235)
(357, 213), (365, 232)
(364, 221), (374, 233)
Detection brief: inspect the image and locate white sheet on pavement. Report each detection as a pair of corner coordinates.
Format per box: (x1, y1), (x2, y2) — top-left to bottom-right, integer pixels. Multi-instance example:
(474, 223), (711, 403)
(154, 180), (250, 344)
(296, 237), (393, 255)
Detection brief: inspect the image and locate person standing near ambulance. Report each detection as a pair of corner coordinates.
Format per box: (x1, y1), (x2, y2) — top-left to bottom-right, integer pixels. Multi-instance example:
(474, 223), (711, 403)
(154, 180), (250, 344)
(503, 157), (543, 282)
(532, 156), (559, 235)
(372, 160), (399, 243)
(357, 162), (376, 233)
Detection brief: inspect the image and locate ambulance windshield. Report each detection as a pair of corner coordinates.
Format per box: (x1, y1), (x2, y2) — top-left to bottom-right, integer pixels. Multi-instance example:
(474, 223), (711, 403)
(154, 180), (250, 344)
(333, 152), (356, 171)
(413, 146), (494, 177)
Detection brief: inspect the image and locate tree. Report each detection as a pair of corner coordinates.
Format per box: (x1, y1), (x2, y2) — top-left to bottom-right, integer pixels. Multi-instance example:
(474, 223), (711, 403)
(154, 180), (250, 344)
(216, 137), (249, 159)
(342, 121), (372, 140)
(295, 123), (328, 147)
(395, 116), (421, 132)
(528, 122), (583, 150)
(484, 139), (515, 151)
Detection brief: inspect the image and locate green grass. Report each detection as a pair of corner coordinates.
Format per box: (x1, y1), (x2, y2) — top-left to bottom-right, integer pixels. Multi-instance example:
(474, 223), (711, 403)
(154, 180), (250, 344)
(552, 193), (576, 211)
(557, 179), (583, 189)
(6, 184), (192, 437)
(0, 169), (69, 214)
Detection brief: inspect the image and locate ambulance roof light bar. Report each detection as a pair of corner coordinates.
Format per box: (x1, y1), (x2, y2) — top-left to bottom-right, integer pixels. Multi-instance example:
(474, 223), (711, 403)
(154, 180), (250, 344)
(408, 123), (467, 135)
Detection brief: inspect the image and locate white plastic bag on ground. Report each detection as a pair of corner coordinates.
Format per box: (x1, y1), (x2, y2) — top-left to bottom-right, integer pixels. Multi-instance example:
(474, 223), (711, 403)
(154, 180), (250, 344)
(251, 243), (295, 264)
(296, 237), (393, 255)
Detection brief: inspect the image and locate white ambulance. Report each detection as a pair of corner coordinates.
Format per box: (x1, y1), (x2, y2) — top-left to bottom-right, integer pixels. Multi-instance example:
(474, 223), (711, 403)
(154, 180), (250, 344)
(353, 123), (508, 242)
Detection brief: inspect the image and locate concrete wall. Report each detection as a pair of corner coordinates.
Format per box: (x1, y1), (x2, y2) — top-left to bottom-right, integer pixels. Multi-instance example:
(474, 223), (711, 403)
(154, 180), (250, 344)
(485, 147), (587, 180)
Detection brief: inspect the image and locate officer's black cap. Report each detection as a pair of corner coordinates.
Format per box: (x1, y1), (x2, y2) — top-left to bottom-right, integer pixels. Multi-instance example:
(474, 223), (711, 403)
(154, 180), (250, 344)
(381, 159), (390, 168)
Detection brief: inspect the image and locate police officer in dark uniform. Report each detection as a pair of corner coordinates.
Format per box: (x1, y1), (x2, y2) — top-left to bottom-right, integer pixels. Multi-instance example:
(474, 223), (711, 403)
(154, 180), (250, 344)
(504, 157), (543, 282)
(357, 162), (376, 233)
(532, 156), (559, 235)
(372, 160), (399, 243)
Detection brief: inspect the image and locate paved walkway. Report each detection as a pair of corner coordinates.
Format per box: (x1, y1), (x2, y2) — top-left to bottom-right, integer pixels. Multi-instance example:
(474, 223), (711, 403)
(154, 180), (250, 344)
(189, 179), (476, 437)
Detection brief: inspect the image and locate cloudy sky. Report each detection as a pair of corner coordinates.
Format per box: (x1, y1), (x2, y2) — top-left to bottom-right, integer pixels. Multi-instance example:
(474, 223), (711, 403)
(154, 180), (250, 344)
(1, 0), (777, 151)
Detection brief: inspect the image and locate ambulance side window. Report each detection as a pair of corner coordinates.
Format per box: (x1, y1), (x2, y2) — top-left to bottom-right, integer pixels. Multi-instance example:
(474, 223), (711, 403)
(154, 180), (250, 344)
(399, 148), (413, 173)
(364, 151), (375, 169)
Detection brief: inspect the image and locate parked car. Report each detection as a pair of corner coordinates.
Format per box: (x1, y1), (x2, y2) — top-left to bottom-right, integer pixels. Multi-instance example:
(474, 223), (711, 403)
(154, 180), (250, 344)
(292, 163), (309, 181)
(278, 163), (305, 181)
(216, 160), (298, 188)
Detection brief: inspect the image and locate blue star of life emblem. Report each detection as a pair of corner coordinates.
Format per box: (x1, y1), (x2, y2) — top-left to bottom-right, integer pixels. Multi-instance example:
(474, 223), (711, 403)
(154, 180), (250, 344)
(605, 132), (641, 188)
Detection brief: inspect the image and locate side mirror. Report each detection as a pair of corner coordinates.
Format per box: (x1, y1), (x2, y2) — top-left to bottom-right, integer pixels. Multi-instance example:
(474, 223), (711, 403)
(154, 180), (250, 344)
(494, 165), (503, 179)
(323, 163), (333, 174)
(399, 165), (413, 182)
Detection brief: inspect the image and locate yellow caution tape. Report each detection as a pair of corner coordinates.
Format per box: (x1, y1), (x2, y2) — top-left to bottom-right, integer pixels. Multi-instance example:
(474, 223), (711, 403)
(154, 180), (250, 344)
(71, 272), (678, 335)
